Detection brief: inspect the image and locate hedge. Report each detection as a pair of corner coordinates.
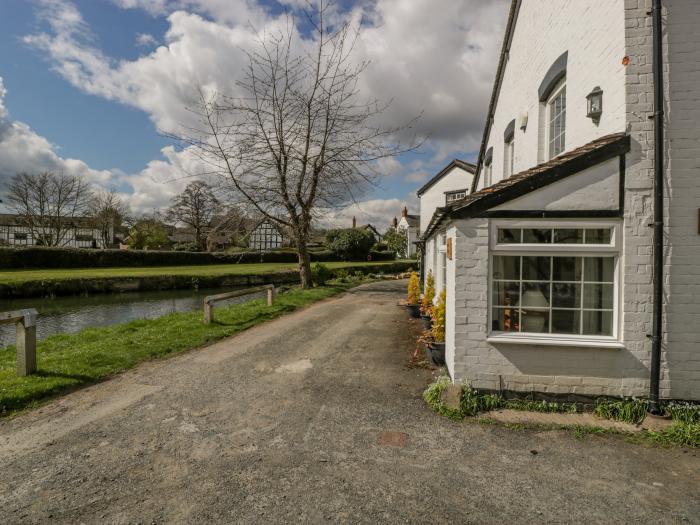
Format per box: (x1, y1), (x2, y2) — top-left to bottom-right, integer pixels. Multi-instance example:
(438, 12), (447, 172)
(0, 247), (397, 269)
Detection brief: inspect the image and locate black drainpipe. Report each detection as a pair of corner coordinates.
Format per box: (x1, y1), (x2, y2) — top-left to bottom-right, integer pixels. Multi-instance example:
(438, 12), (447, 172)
(649, 0), (664, 414)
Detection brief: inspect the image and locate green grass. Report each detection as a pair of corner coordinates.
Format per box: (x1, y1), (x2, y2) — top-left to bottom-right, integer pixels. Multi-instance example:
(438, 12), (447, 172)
(423, 376), (700, 448)
(0, 282), (358, 416)
(0, 261), (413, 285)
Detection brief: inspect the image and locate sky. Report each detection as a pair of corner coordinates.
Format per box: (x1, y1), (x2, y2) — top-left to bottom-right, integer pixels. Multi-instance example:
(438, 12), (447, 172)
(0, 0), (509, 229)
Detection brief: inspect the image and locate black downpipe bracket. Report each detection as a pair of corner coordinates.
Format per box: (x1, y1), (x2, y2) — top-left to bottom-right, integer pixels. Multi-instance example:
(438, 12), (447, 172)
(649, 0), (664, 414)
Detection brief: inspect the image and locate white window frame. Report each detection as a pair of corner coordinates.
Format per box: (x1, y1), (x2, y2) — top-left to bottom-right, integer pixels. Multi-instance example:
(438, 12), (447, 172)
(487, 219), (623, 348)
(547, 79), (566, 159)
(504, 138), (515, 178)
(446, 190), (467, 204)
(484, 161), (493, 187)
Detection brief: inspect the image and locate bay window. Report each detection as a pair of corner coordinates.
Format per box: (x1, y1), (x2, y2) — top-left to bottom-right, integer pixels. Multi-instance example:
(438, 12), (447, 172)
(489, 222), (620, 343)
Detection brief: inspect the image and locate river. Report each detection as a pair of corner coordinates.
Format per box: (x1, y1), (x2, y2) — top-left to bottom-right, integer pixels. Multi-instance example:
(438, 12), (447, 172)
(0, 287), (265, 349)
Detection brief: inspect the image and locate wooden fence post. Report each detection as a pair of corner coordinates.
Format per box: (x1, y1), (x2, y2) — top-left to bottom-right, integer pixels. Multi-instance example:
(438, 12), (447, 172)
(267, 287), (274, 306)
(16, 311), (37, 376)
(203, 301), (213, 324)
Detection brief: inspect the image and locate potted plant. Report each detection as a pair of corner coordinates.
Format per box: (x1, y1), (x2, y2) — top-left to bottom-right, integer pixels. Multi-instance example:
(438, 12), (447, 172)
(428, 289), (446, 366)
(420, 270), (435, 330)
(405, 272), (421, 318)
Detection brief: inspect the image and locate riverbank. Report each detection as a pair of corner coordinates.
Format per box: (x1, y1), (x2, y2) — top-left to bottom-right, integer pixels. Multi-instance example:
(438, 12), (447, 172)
(0, 260), (416, 298)
(0, 280), (369, 416)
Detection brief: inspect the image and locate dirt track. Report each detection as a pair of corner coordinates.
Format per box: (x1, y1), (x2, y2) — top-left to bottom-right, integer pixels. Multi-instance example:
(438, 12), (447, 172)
(0, 280), (698, 524)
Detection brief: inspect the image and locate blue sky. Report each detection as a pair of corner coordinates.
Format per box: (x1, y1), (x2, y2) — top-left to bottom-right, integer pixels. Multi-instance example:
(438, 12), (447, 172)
(0, 0), (508, 226)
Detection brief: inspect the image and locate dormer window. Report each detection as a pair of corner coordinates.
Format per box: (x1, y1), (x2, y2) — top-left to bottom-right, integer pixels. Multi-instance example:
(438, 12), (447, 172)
(547, 80), (566, 158)
(446, 190), (467, 204)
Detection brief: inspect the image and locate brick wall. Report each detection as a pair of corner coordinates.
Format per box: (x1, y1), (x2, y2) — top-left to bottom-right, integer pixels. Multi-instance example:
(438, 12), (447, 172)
(477, 0), (627, 190)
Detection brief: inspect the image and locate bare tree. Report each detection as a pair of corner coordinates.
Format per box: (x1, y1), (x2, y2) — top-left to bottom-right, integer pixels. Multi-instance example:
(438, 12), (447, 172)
(178, 1), (419, 287)
(89, 188), (129, 248)
(166, 181), (221, 251)
(6, 171), (93, 247)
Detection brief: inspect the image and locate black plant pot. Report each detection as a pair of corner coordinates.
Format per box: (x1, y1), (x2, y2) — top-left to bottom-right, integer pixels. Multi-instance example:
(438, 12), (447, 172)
(406, 304), (421, 318)
(428, 341), (446, 366)
(421, 314), (432, 331)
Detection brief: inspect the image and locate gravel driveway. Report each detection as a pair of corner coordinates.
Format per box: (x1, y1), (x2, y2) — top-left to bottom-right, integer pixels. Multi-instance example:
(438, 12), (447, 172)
(0, 280), (698, 524)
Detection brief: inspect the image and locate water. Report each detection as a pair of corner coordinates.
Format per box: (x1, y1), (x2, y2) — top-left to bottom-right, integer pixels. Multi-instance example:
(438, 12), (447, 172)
(0, 287), (266, 349)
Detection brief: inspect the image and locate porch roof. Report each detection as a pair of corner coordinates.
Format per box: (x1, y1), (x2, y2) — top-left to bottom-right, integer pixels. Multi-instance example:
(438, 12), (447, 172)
(421, 132), (630, 239)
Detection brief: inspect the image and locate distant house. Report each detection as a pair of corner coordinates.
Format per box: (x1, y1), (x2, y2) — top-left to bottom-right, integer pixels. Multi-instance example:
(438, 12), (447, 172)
(0, 214), (109, 248)
(351, 216), (381, 243)
(395, 206), (419, 257)
(248, 219), (285, 250)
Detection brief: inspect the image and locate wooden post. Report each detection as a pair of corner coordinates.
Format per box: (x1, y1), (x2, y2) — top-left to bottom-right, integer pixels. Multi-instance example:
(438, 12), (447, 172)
(267, 287), (274, 306)
(204, 301), (213, 324)
(16, 315), (36, 376)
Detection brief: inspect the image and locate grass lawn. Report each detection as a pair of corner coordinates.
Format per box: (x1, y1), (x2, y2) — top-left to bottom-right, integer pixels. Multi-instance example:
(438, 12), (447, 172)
(0, 282), (361, 416)
(0, 260), (415, 285)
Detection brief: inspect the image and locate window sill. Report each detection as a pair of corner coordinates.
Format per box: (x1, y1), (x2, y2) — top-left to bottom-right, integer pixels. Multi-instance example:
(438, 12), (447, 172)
(486, 334), (624, 349)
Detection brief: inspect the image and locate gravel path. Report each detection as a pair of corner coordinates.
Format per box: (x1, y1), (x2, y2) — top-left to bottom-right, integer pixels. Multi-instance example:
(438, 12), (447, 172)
(0, 280), (698, 524)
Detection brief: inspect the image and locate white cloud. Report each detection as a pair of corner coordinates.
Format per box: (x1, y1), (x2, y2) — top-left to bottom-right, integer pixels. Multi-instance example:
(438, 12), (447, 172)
(318, 193), (420, 231)
(26, 0), (509, 152)
(0, 77), (114, 200)
(135, 33), (159, 47)
(18, 0), (510, 215)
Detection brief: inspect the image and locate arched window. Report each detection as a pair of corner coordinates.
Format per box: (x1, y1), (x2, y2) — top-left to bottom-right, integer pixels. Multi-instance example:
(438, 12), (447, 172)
(547, 79), (566, 158)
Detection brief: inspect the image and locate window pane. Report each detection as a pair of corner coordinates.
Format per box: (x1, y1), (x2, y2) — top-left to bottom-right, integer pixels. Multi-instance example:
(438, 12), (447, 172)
(492, 281), (520, 307)
(584, 257), (615, 282)
(492, 307), (519, 332)
(585, 228), (612, 244)
(521, 282), (550, 307)
(552, 309), (580, 334)
(523, 229), (552, 243)
(583, 310), (613, 336)
(498, 228), (521, 243)
(583, 283), (614, 309)
(551, 283), (581, 308)
(522, 256), (550, 280)
(493, 256), (520, 280)
(521, 309), (549, 333)
(553, 256), (582, 281)
(553, 229), (583, 244)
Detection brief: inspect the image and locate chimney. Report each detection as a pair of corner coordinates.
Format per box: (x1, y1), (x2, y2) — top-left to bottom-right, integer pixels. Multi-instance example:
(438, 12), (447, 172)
(402, 206), (408, 218)
(352, 216), (357, 228)
(393, 216), (398, 228)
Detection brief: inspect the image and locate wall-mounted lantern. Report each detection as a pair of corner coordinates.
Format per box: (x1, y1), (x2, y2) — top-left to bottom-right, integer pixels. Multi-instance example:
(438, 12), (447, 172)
(586, 86), (603, 123)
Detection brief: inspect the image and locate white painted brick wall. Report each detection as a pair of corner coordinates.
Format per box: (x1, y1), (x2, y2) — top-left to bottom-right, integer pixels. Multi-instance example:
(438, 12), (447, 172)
(418, 166), (473, 234)
(477, 0), (627, 190)
(441, 0), (700, 401)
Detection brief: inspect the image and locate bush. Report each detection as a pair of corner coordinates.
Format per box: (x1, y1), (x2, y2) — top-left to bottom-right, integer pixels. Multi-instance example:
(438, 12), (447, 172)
(368, 250), (396, 261)
(432, 289), (446, 342)
(311, 262), (331, 286)
(421, 270), (435, 314)
(407, 272), (420, 304)
(325, 228), (375, 261)
(0, 246), (343, 269)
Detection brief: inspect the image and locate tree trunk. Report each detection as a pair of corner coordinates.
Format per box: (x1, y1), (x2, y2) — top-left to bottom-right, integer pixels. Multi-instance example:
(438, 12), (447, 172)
(297, 239), (313, 289)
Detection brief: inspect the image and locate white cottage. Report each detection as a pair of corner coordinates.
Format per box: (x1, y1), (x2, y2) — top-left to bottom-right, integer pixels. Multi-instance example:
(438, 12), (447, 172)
(396, 207), (419, 258)
(417, 160), (476, 291)
(421, 0), (700, 405)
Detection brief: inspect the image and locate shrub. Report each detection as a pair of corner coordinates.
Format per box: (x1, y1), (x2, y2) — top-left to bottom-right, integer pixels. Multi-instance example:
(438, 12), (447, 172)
(421, 270), (435, 314)
(324, 228), (375, 261)
(311, 262), (331, 286)
(664, 401), (700, 424)
(407, 272), (420, 305)
(368, 250), (396, 261)
(0, 246), (343, 269)
(431, 289), (446, 342)
(594, 398), (648, 424)
(383, 228), (407, 258)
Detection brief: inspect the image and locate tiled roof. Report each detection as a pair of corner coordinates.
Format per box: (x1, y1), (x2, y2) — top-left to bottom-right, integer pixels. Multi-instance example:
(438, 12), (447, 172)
(421, 132), (630, 239)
